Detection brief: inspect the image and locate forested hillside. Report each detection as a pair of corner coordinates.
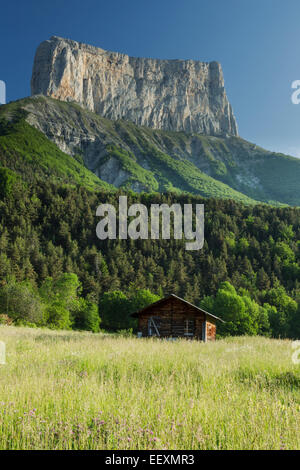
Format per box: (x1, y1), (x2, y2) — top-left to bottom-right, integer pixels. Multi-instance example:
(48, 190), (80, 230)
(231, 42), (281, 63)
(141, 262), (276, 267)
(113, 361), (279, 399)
(2, 96), (300, 205)
(0, 175), (299, 337)
(0, 104), (113, 191)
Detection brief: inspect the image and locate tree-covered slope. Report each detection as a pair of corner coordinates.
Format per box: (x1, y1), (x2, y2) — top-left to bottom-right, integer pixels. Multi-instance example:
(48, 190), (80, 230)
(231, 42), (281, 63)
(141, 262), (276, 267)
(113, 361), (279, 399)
(0, 182), (299, 337)
(0, 97), (257, 204)
(3, 96), (300, 205)
(0, 101), (113, 191)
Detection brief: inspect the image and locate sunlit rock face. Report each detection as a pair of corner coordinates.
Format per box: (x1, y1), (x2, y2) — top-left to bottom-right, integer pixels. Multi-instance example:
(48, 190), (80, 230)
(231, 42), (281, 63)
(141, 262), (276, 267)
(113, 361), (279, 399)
(31, 36), (238, 137)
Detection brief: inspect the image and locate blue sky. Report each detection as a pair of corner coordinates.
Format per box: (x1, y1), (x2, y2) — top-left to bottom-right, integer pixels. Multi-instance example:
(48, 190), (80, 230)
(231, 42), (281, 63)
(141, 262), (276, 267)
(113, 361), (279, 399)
(1, 0), (300, 156)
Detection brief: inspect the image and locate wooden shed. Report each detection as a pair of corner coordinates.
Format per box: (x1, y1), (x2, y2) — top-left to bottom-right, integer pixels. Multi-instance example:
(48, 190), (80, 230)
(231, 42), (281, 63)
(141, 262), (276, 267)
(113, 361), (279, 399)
(131, 294), (224, 341)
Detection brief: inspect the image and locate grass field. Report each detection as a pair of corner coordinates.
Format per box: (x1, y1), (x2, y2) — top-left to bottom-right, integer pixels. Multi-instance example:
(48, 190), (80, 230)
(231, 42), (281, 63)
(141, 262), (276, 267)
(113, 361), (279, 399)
(0, 326), (299, 450)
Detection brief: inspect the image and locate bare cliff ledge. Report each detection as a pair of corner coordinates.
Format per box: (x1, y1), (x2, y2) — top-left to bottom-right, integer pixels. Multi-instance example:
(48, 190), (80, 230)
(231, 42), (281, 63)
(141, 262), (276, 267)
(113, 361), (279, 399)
(31, 36), (238, 137)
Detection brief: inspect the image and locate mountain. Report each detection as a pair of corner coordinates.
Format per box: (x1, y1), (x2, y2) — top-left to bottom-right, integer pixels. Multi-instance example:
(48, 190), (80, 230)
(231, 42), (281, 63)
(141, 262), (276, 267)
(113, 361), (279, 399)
(0, 43), (299, 341)
(0, 96), (254, 204)
(1, 95), (300, 206)
(31, 36), (238, 137)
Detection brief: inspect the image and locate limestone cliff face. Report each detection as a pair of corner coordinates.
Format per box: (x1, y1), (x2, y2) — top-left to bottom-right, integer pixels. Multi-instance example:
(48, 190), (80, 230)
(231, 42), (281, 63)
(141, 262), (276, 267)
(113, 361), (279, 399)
(31, 36), (238, 137)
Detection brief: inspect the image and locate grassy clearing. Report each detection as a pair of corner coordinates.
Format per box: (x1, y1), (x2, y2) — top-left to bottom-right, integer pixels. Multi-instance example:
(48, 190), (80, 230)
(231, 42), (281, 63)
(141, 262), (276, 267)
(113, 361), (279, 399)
(0, 326), (299, 450)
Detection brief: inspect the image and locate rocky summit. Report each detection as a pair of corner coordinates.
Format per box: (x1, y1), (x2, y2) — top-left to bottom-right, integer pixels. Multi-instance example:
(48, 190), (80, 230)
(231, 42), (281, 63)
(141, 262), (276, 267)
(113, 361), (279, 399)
(31, 36), (238, 137)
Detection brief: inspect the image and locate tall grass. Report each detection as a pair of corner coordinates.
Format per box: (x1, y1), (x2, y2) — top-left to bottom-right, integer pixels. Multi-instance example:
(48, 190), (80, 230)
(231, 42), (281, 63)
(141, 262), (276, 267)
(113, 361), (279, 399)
(0, 326), (299, 450)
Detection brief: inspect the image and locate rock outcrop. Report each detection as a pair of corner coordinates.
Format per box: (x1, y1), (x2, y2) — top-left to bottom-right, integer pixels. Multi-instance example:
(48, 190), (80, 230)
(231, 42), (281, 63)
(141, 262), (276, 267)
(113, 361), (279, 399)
(31, 36), (238, 136)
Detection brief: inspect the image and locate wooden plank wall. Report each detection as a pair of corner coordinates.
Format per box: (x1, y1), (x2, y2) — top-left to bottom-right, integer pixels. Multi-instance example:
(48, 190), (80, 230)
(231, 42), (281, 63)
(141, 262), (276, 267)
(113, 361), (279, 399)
(137, 297), (217, 340)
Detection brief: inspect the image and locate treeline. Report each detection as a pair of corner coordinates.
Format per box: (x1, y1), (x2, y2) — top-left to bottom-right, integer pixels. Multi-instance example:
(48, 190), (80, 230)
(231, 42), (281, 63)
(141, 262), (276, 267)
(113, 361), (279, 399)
(0, 172), (299, 337)
(202, 281), (299, 338)
(0, 273), (99, 331)
(0, 273), (160, 333)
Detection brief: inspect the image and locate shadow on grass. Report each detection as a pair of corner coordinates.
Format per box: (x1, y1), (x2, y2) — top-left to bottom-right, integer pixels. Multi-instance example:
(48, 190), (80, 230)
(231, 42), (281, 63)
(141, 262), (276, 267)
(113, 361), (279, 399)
(234, 367), (300, 391)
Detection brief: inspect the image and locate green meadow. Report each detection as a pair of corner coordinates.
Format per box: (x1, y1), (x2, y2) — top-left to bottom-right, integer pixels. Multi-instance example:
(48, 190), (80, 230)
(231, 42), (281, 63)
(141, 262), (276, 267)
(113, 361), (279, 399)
(0, 326), (299, 450)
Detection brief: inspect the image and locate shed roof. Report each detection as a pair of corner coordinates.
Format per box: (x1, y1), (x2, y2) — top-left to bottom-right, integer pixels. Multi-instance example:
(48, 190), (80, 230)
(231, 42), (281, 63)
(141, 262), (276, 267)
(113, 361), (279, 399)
(131, 294), (225, 323)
